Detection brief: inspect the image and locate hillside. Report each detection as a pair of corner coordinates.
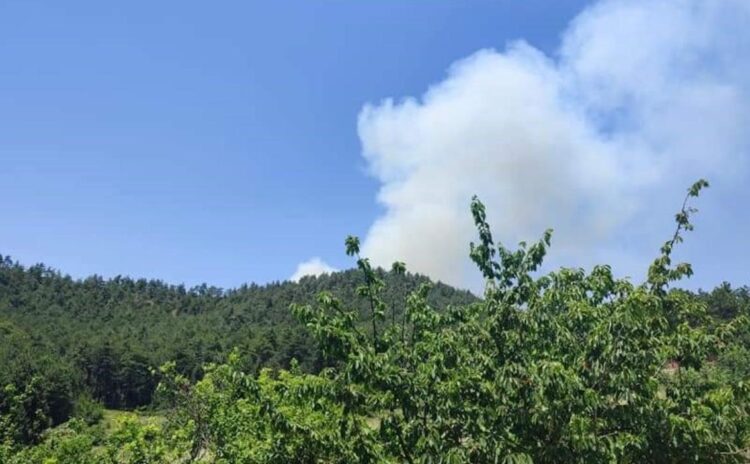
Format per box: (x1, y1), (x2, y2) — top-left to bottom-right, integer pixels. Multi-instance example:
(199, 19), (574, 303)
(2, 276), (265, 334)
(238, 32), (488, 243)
(0, 254), (476, 415)
(3, 193), (750, 461)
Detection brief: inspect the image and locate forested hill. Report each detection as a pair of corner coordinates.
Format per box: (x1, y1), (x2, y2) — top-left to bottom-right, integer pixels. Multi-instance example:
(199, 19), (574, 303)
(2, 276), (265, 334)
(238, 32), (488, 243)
(4, 250), (750, 451)
(0, 254), (476, 412)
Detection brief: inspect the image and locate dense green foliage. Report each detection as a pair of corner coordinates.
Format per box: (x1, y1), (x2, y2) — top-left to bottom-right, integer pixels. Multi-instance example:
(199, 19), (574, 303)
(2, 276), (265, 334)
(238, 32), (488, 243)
(3, 180), (750, 462)
(0, 320), (76, 445)
(0, 256), (474, 446)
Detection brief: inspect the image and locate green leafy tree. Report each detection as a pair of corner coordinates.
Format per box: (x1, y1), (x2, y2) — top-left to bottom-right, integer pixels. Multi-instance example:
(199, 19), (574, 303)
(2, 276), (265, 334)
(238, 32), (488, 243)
(287, 179), (750, 462)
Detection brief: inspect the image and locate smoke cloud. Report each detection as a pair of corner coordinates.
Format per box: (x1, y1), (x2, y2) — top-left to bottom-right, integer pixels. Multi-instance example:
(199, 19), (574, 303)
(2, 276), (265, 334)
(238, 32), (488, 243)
(357, 0), (750, 288)
(290, 257), (337, 282)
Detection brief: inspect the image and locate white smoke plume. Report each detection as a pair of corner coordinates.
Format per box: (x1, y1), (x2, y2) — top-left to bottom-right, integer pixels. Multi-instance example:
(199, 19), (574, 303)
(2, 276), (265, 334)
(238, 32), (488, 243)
(290, 257), (337, 282)
(358, 0), (750, 288)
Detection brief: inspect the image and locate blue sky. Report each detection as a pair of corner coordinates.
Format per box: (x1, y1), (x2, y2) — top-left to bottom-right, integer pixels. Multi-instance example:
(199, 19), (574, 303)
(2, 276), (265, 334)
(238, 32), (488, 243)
(1, 0), (748, 291)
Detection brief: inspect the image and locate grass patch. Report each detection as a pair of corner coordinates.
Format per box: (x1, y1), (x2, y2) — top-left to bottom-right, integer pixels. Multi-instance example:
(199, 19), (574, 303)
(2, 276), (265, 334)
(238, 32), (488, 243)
(100, 409), (166, 433)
